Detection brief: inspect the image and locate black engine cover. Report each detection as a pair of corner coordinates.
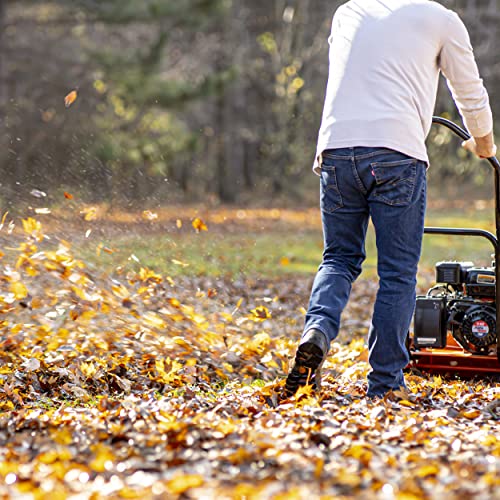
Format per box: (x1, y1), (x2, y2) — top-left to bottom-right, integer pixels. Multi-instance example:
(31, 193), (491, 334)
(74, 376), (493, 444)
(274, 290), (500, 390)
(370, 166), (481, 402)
(414, 297), (447, 348)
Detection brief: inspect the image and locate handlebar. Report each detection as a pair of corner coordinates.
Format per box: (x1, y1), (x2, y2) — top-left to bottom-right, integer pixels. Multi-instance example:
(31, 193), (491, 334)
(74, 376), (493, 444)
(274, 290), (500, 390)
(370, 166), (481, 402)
(431, 116), (500, 171)
(431, 116), (500, 362)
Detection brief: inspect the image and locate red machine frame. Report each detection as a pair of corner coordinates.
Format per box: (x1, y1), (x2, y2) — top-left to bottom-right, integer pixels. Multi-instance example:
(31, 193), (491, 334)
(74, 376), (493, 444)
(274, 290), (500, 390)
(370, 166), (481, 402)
(409, 117), (500, 376)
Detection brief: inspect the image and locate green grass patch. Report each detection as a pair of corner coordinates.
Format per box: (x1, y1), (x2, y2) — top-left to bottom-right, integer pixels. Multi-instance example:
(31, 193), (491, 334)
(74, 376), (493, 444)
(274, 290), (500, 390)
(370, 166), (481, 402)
(79, 230), (325, 278)
(78, 209), (496, 280)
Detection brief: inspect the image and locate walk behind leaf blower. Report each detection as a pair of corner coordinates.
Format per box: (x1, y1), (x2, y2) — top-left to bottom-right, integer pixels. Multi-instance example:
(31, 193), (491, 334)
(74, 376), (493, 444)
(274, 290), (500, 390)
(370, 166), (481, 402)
(409, 117), (500, 376)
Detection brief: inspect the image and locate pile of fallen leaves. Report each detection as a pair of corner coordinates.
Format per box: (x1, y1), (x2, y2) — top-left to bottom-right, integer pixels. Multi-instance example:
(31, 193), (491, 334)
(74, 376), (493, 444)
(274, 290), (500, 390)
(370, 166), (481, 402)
(0, 218), (499, 499)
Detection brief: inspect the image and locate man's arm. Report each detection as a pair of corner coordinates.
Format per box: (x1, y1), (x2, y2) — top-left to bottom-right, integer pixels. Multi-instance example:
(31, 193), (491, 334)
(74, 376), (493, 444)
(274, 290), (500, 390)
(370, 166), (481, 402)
(439, 11), (496, 158)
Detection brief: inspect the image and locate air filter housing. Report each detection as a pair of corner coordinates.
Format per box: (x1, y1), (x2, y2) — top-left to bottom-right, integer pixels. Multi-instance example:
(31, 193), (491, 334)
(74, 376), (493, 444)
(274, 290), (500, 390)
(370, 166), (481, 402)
(436, 261), (473, 285)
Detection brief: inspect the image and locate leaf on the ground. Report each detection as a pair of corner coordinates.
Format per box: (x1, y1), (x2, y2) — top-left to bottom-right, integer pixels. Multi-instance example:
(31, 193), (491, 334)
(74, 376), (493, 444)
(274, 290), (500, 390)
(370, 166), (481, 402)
(171, 259), (189, 267)
(142, 210), (158, 221)
(0, 209), (499, 499)
(192, 217), (208, 232)
(81, 207), (97, 221)
(462, 409), (481, 420)
(167, 474), (204, 494)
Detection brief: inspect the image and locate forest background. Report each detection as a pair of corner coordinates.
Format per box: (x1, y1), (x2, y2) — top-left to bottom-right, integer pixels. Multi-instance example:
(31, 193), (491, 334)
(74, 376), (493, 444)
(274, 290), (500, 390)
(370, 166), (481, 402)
(1, 0), (499, 209)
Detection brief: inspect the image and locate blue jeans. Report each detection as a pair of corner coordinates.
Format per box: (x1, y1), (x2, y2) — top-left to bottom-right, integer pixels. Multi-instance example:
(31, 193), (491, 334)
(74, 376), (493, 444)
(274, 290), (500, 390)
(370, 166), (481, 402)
(304, 147), (427, 397)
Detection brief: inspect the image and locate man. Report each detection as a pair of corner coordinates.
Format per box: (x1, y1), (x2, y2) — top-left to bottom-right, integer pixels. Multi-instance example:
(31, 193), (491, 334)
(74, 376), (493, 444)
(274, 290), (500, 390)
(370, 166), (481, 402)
(285, 0), (496, 399)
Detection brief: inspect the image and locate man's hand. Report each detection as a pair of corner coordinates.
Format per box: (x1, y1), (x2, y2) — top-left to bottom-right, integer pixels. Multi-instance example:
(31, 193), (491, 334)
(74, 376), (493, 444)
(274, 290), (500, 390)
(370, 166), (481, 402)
(462, 131), (497, 159)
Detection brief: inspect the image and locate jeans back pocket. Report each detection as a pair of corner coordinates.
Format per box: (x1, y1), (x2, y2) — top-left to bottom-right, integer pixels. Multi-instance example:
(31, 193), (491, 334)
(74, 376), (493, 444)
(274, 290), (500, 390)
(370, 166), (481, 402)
(320, 165), (344, 213)
(371, 158), (417, 206)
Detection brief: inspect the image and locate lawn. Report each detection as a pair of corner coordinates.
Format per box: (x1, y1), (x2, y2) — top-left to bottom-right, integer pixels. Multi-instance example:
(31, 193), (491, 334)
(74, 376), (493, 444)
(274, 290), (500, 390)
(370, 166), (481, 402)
(72, 206), (497, 282)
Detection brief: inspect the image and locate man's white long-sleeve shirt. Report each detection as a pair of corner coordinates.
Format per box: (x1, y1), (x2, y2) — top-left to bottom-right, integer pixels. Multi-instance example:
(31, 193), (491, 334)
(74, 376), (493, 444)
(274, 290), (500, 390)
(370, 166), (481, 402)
(315, 0), (493, 173)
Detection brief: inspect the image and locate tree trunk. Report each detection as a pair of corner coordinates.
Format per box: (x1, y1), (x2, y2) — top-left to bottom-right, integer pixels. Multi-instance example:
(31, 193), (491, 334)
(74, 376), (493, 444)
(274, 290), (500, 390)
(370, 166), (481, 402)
(216, 0), (246, 204)
(0, 0), (5, 109)
(0, 0), (7, 207)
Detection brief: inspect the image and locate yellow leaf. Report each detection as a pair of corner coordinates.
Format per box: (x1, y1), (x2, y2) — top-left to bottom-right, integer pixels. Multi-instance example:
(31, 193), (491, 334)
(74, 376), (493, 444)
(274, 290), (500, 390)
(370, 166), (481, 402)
(273, 489), (303, 500)
(249, 305), (271, 321)
(80, 361), (97, 378)
(81, 207), (97, 221)
(394, 493), (422, 500)
(144, 312), (166, 329)
(294, 383), (315, 399)
(314, 458), (324, 479)
(71, 285), (92, 301)
(167, 474), (204, 494)
(138, 267), (162, 282)
(247, 332), (271, 354)
(0, 401), (14, 411)
(118, 487), (144, 499)
(158, 419), (183, 433)
(415, 464), (440, 478)
(90, 444), (114, 472)
(38, 448), (72, 464)
(192, 217), (208, 232)
(64, 90), (78, 107)
(176, 219), (182, 228)
(222, 362), (234, 373)
(0, 211), (8, 231)
(399, 400), (415, 407)
(11, 282), (28, 300)
(168, 297), (181, 308)
(171, 259), (189, 267)
(337, 470), (362, 487)
(22, 217), (43, 241)
(343, 444), (373, 466)
(112, 284), (130, 299)
(155, 358), (183, 384)
(481, 472), (500, 487)
(462, 409), (481, 420)
(79, 310), (97, 322)
(51, 428), (73, 445)
(481, 435), (498, 447)
(25, 266), (38, 276)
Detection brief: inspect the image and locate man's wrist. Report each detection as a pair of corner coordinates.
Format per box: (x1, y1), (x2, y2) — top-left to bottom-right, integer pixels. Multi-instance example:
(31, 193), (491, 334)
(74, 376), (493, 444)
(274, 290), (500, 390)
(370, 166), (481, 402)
(474, 132), (496, 158)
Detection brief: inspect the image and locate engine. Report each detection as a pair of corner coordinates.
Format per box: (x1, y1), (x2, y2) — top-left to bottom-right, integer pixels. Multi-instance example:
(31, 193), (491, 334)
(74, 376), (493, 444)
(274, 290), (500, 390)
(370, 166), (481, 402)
(414, 261), (497, 355)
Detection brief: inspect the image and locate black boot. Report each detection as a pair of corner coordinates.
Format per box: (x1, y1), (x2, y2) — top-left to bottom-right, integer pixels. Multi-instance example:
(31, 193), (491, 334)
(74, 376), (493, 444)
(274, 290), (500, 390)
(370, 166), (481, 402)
(284, 329), (329, 397)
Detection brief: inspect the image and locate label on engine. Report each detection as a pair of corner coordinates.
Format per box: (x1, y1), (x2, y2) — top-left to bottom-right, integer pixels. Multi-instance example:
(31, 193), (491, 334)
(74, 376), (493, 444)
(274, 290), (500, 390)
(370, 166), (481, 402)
(477, 274), (495, 284)
(472, 320), (489, 337)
